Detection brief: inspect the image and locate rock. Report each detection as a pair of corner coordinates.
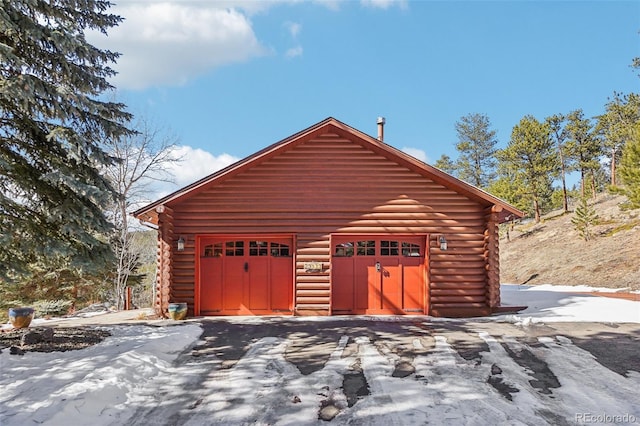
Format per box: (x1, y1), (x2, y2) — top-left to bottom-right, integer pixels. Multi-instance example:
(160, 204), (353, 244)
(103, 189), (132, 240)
(318, 404), (340, 421)
(9, 346), (25, 355)
(42, 328), (54, 342)
(292, 395), (301, 403)
(392, 360), (415, 377)
(73, 303), (110, 316)
(21, 330), (43, 346)
(491, 363), (503, 375)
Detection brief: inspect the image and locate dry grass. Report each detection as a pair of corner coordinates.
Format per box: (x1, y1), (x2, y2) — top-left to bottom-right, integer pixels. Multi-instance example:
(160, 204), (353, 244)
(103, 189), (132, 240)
(500, 194), (640, 291)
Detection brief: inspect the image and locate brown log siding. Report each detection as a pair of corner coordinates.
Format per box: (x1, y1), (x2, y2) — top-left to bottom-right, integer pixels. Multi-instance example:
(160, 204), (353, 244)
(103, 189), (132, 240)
(159, 132), (496, 316)
(156, 206), (174, 317)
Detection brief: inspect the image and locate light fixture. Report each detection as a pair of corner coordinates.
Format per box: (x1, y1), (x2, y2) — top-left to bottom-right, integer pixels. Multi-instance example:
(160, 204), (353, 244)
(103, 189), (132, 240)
(439, 235), (448, 251)
(177, 236), (185, 252)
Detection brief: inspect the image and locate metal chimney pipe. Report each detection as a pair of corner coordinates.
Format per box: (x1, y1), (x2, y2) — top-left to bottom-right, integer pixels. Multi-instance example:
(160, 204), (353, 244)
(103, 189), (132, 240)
(377, 116), (385, 141)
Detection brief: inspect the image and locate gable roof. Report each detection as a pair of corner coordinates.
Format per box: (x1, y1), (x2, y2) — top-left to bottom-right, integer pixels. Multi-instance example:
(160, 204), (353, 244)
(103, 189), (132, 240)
(133, 117), (524, 225)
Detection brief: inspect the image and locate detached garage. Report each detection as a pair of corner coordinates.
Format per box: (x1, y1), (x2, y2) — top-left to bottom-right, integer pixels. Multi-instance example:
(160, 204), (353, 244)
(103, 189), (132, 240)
(133, 117), (523, 318)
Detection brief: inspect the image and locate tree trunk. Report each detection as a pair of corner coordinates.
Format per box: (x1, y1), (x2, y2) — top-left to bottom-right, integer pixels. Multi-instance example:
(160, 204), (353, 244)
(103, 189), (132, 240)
(611, 147), (617, 186)
(533, 198), (541, 223)
(113, 200), (131, 310)
(558, 144), (569, 213)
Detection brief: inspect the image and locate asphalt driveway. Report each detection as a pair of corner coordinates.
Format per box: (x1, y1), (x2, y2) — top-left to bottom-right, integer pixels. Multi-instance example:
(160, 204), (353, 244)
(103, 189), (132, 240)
(127, 318), (640, 425)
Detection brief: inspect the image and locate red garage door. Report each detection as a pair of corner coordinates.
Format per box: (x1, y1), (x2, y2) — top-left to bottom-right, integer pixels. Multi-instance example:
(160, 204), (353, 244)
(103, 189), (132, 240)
(331, 236), (426, 314)
(199, 237), (293, 315)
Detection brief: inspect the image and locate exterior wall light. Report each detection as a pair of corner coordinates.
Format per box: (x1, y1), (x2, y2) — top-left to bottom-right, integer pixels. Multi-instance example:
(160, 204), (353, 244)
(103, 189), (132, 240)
(439, 235), (448, 251)
(177, 236), (185, 252)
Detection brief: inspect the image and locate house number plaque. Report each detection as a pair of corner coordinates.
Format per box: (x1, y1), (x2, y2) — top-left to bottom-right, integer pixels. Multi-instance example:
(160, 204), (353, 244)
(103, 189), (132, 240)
(303, 262), (323, 272)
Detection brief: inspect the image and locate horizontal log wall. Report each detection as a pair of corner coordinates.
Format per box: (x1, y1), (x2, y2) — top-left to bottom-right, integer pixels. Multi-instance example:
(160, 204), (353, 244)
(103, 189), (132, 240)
(156, 206), (174, 317)
(168, 132), (492, 315)
(485, 207), (501, 309)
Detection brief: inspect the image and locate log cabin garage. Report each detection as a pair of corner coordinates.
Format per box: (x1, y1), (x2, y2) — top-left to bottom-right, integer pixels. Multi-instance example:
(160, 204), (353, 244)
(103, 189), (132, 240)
(134, 117), (523, 318)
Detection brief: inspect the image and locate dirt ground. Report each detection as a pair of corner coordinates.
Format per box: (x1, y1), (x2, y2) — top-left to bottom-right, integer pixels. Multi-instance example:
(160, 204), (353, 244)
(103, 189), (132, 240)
(0, 308), (155, 354)
(0, 327), (111, 354)
(500, 194), (640, 290)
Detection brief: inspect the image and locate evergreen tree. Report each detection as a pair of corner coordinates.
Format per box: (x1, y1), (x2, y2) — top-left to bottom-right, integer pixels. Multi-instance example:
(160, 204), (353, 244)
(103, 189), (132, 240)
(571, 197), (599, 241)
(611, 123), (640, 209)
(632, 56), (640, 78)
(454, 113), (498, 188)
(596, 92), (640, 186)
(565, 110), (602, 199)
(486, 174), (530, 215)
(546, 114), (573, 213)
(434, 154), (457, 175)
(0, 0), (133, 280)
(496, 115), (558, 223)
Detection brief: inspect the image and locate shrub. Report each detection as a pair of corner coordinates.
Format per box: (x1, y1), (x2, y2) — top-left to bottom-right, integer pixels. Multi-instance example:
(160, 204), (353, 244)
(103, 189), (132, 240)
(33, 300), (73, 317)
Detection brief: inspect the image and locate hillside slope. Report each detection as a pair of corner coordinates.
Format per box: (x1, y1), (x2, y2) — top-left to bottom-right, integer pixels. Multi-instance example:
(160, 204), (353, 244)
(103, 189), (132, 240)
(499, 194), (640, 291)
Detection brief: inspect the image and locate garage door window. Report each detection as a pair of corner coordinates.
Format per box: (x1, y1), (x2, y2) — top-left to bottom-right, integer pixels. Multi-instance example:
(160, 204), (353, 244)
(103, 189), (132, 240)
(205, 241), (290, 257)
(250, 241), (269, 256)
(203, 243), (223, 257)
(402, 242), (421, 257)
(380, 240), (399, 256)
(270, 242), (291, 257)
(225, 241), (244, 256)
(335, 241), (377, 257)
(335, 242), (354, 257)
(357, 240), (375, 256)
(380, 240), (422, 257)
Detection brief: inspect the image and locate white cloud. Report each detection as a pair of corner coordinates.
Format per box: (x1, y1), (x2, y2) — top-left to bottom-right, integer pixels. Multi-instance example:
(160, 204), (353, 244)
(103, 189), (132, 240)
(283, 21), (303, 58)
(401, 147), (429, 163)
(285, 46), (304, 58)
(88, 1), (404, 90)
(360, 0), (408, 10)
(285, 21), (302, 38)
(169, 146), (239, 187)
(313, 0), (343, 11)
(148, 146), (240, 200)
(90, 3), (268, 90)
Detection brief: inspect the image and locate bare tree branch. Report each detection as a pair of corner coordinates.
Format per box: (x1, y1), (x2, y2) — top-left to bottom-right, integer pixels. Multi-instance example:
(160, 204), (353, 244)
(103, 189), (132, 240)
(102, 115), (182, 309)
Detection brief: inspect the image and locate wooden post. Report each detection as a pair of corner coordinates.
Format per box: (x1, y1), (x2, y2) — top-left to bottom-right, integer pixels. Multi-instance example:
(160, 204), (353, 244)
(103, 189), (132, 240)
(124, 286), (130, 310)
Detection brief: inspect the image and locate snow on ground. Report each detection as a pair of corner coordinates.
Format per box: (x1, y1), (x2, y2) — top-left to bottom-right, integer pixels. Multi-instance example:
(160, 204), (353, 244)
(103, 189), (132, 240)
(499, 284), (640, 323)
(0, 324), (203, 425)
(1, 285), (639, 425)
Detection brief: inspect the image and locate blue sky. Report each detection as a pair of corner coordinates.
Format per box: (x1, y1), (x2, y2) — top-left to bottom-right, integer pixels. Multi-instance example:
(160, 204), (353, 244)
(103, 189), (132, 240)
(91, 0), (639, 196)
